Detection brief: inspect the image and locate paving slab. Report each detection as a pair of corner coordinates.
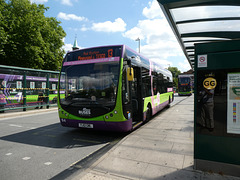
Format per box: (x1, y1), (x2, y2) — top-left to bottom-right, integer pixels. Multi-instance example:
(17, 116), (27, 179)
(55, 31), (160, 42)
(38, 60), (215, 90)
(77, 95), (240, 180)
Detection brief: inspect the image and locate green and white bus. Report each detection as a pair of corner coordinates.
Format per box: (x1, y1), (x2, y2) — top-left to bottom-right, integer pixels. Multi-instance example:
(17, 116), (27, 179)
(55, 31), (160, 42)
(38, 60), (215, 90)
(178, 74), (194, 96)
(58, 45), (174, 132)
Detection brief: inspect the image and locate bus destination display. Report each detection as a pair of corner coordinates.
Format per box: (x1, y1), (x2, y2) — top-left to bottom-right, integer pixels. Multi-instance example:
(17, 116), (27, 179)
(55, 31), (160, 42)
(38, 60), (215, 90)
(78, 49), (113, 61)
(64, 46), (122, 63)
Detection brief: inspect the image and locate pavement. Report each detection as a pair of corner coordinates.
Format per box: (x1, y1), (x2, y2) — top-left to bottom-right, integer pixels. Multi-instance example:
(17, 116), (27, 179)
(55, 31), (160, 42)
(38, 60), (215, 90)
(1, 96), (240, 180)
(74, 95), (240, 180)
(0, 106), (58, 119)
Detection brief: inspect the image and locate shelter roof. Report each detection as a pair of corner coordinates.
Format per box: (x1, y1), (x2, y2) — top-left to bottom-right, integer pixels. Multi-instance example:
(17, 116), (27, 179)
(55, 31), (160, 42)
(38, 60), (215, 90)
(157, 0), (240, 70)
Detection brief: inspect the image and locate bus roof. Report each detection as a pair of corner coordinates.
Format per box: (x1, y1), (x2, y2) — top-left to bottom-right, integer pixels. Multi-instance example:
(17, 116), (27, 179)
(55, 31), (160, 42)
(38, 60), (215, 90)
(124, 45), (173, 80)
(69, 44), (123, 53)
(178, 74), (194, 78)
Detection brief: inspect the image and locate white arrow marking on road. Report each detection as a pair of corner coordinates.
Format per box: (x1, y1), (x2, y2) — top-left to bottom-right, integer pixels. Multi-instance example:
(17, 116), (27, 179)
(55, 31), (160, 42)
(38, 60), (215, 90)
(44, 162), (52, 165)
(22, 157), (31, 160)
(9, 124), (23, 128)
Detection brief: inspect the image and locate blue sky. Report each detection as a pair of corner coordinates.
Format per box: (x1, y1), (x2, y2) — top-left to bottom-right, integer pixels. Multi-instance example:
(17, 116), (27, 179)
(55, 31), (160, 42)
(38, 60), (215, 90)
(31, 0), (191, 72)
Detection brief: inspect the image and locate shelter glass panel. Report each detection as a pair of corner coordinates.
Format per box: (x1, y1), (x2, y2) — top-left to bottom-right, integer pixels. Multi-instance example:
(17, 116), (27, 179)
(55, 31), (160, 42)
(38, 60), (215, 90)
(178, 20), (240, 34)
(171, 6), (240, 22)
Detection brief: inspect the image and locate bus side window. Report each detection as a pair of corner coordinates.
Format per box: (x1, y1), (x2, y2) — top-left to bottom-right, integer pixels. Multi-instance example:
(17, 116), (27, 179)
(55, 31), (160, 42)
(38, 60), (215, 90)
(122, 65), (129, 104)
(157, 73), (165, 94)
(152, 72), (158, 95)
(142, 67), (151, 97)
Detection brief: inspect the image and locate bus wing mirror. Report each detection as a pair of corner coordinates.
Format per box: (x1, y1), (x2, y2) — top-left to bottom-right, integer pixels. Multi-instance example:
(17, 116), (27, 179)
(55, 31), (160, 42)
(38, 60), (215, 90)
(127, 67), (134, 81)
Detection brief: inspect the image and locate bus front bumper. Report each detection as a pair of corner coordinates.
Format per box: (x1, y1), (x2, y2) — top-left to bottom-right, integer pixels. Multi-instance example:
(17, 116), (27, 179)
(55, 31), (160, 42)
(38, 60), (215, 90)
(60, 118), (132, 132)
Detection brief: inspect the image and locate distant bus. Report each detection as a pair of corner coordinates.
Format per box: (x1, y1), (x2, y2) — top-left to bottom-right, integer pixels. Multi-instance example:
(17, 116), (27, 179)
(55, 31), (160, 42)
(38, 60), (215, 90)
(58, 45), (174, 132)
(178, 74), (194, 96)
(0, 73), (59, 109)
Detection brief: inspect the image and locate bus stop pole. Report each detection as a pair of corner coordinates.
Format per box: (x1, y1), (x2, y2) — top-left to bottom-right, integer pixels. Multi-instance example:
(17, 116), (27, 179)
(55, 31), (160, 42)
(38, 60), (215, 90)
(23, 72), (26, 111)
(46, 73), (49, 109)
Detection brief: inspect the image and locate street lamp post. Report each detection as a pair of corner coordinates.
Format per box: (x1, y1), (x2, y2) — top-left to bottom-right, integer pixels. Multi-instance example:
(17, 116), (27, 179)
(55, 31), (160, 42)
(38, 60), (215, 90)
(135, 37), (140, 53)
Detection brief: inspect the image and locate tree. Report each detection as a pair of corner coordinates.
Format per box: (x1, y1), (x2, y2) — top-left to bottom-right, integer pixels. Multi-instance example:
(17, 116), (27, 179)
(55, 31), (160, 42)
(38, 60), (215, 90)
(167, 67), (181, 78)
(0, 0), (66, 70)
(167, 67), (181, 89)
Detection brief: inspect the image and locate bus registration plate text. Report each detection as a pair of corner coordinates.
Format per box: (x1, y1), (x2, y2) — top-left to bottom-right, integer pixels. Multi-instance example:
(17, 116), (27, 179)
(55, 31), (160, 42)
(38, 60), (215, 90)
(79, 123), (93, 128)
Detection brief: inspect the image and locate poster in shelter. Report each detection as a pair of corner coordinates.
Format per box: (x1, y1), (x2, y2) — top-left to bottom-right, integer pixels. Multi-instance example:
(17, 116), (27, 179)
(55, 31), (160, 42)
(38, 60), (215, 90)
(30, 82), (35, 89)
(227, 73), (240, 134)
(16, 81), (22, 89)
(42, 82), (46, 89)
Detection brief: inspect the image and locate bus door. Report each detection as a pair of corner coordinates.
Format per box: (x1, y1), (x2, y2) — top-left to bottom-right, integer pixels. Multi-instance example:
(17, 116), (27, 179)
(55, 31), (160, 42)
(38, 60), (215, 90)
(131, 66), (143, 123)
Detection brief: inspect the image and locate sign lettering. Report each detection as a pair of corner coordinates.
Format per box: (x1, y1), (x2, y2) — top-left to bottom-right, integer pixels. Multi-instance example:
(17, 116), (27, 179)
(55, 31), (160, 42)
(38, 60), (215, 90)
(77, 49), (113, 61)
(79, 108), (91, 116)
(198, 55), (207, 68)
(108, 49), (113, 57)
(203, 77), (217, 90)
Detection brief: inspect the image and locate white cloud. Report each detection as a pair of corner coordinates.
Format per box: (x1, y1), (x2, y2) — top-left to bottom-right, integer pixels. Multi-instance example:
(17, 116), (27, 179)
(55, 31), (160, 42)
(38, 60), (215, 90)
(62, 43), (85, 53)
(62, 38), (85, 54)
(178, 59), (191, 72)
(123, 0), (188, 71)
(123, 17), (182, 64)
(123, 18), (175, 41)
(92, 18), (126, 32)
(122, 27), (144, 41)
(61, 38), (73, 53)
(62, 43), (73, 53)
(61, 0), (73, 6)
(57, 12), (88, 22)
(142, 0), (164, 19)
(30, 0), (48, 3)
(80, 25), (89, 32)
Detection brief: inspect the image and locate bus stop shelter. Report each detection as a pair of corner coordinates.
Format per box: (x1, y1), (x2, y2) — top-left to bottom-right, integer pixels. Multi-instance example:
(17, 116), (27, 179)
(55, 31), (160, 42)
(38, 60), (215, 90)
(157, 0), (240, 177)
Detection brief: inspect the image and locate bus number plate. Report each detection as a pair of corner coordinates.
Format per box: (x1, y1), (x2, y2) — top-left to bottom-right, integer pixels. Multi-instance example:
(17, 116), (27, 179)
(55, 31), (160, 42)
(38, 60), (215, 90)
(79, 123), (93, 128)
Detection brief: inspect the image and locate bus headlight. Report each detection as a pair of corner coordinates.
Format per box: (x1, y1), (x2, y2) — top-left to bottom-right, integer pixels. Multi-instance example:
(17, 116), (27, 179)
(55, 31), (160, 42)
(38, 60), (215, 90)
(105, 115), (109, 119)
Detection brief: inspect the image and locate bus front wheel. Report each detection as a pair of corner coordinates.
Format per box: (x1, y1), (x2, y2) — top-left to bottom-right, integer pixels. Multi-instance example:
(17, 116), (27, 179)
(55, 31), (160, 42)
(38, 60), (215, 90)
(146, 104), (152, 122)
(167, 97), (171, 108)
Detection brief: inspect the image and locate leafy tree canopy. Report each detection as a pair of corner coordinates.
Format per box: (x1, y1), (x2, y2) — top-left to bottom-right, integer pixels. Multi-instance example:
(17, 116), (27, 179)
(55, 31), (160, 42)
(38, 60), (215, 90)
(167, 67), (181, 79)
(168, 67), (181, 89)
(0, 0), (66, 70)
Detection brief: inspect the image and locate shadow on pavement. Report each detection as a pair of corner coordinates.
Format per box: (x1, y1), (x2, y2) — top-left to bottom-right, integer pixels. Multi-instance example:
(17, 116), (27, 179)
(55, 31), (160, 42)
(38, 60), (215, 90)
(0, 123), (126, 149)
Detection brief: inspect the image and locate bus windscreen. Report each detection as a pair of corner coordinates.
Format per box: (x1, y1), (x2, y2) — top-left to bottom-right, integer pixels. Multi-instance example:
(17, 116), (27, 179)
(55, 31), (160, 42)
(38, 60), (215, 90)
(179, 77), (190, 84)
(59, 46), (121, 118)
